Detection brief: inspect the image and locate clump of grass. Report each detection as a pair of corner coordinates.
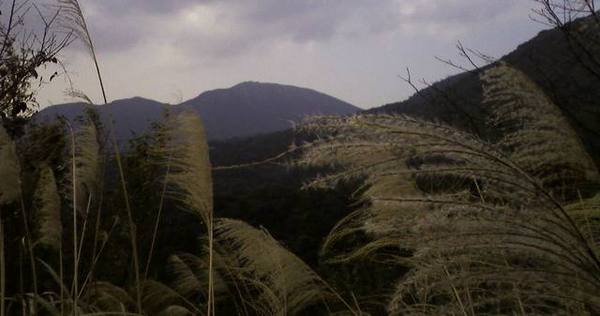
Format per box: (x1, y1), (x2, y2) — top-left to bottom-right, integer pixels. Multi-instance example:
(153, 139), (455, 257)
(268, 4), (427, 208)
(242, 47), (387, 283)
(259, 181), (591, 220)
(214, 218), (357, 315)
(299, 62), (600, 314)
(2, 1), (599, 315)
(159, 112), (215, 315)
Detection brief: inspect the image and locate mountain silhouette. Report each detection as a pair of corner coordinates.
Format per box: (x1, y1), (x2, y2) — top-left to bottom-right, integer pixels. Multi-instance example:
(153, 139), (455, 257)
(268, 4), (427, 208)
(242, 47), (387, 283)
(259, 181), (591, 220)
(180, 81), (358, 139)
(36, 82), (359, 142)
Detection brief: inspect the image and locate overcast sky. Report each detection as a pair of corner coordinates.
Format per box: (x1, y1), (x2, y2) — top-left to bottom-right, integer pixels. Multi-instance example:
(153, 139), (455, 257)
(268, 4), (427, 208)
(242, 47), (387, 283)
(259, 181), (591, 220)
(32, 0), (547, 109)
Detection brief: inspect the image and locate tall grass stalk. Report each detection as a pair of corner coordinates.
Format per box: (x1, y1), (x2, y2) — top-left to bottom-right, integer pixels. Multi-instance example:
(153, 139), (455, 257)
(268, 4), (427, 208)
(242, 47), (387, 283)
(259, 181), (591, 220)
(143, 154), (172, 280)
(76, 152), (107, 304)
(162, 113), (215, 315)
(322, 282), (362, 316)
(18, 189), (38, 311)
(89, 154), (107, 282)
(207, 219), (215, 316)
(67, 122), (78, 315)
(0, 217), (4, 316)
(60, 239), (64, 316)
(76, 195), (92, 268)
(60, 0), (143, 311)
(18, 242), (24, 316)
(78, 217), (118, 299)
(443, 265), (468, 316)
(113, 136), (143, 313)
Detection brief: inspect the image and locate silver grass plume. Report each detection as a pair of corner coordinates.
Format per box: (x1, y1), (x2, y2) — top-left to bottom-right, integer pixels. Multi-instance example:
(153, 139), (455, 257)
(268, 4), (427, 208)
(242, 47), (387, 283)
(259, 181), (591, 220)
(33, 165), (62, 250)
(215, 218), (340, 316)
(300, 113), (600, 315)
(64, 117), (101, 314)
(162, 111), (215, 314)
(482, 62), (598, 193)
(0, 125), (20, 205)
(56, 0), (93, 50)
(299, 115), (465, 262)
(164, 112), (213, 225)
(57, 0), (107, 104)
(65, 120), (100, 214)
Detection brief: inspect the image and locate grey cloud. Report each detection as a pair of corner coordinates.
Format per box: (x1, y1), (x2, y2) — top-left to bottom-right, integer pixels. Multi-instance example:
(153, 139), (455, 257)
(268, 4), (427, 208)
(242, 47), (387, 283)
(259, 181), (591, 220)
(30, 0), (544, 109)
(31, 0), (528, 67)
(168, 0), (403, 60)
(78, 0), (403, 54)
(237, 1), (401, 42)
(400, 1), (520, 24)
(90, 0), (210, 16)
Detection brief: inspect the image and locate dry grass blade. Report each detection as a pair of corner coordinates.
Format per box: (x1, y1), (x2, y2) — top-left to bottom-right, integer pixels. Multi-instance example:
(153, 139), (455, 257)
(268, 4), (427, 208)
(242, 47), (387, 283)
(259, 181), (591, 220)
(65, 120), (100, 214)
(167, 254), (227, 301)
(168, 254), (207, 301)
(57, 0), (107, 104)
(215, 218), (348, 316)
(81, 282), (135, 313)
(566, 193), (600, 249)
(141, 280), (182, 315)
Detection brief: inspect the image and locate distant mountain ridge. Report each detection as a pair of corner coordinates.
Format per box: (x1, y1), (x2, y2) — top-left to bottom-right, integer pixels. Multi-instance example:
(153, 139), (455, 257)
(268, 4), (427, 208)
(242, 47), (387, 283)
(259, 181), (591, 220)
(36, 81), (359, 142)
(37, 97), (166, 142)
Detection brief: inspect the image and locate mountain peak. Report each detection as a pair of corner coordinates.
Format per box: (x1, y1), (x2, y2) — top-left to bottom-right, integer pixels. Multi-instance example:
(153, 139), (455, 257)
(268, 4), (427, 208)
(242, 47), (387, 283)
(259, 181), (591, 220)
(181, 81), (359, 139)
(110, 96), (164, 105)
(230, 81), (319, 92)
(232, 81), (262, 88)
